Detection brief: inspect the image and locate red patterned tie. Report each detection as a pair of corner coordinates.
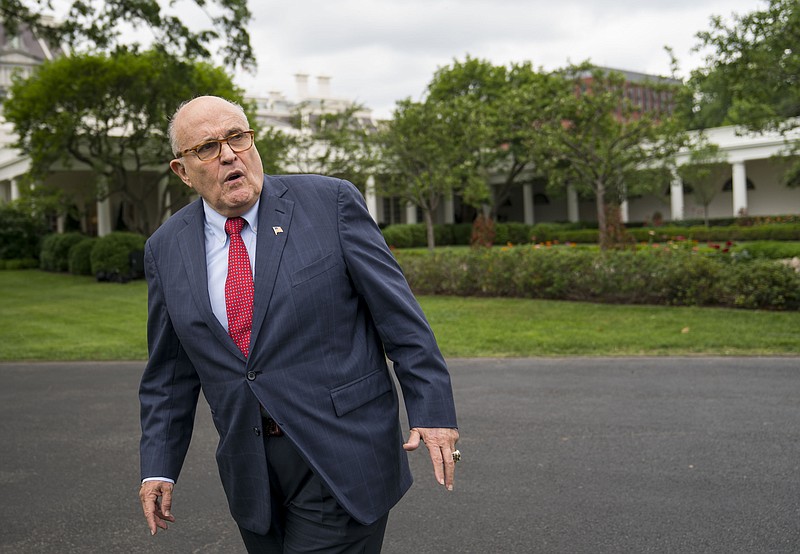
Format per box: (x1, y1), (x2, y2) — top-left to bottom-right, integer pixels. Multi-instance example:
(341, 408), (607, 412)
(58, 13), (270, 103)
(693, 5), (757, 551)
(224, 217), (254, 357)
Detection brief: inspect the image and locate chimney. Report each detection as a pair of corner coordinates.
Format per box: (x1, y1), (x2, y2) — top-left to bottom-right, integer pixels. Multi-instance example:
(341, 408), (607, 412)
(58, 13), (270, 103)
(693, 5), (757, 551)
(317, 75), (331, 98)
(294, 73), (309, 99)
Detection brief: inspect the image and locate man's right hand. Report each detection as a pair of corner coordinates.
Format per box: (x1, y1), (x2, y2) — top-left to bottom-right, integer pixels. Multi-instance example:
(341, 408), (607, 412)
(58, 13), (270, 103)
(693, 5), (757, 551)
(139, 480), (176, 535)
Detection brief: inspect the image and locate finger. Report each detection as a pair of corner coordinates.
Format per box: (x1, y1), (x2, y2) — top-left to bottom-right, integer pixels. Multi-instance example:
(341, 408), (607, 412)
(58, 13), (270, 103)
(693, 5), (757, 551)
(442, 446), (456, 491)
(426, 442), (446, 487)
(402, 428), (421, 451)
(141, 494), (160, 535)
(161, 486), (173, 519)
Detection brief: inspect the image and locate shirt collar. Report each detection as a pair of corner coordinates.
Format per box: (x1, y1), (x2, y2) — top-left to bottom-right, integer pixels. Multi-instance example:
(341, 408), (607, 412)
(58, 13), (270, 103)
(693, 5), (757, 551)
(203, 199), (260, 244)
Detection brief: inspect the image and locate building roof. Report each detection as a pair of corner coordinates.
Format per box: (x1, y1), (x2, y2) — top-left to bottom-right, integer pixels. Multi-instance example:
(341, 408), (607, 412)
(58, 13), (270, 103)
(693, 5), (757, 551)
(0, 18), (62, 63)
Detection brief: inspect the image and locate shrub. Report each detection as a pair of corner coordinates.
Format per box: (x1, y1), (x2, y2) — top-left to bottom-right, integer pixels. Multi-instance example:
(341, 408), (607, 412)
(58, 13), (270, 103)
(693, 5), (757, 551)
(394, 245), (800, 310)
(0, 258), (39, 270)
(433, 224), (456, 246)
(40, 232), (86, 272)
(450, 223), (473, 245)
(724, 261), (800, 310)
(90, 232), (147, 282)
(471, 215), (496, 247)
(0, 203), (48, 261)
(735, 241), (800, 260)
(382, 225), (415, 248)
(68, 238), (97, 276)
(383, 221), (800, 248)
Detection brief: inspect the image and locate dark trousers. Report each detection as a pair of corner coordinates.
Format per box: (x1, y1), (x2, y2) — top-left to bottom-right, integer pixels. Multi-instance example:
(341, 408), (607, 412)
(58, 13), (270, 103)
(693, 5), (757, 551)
(238, 428), (388, 553)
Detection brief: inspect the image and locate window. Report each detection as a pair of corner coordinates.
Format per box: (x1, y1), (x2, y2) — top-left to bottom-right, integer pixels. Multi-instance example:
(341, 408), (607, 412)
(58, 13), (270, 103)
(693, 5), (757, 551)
(721, 178), (755, 191)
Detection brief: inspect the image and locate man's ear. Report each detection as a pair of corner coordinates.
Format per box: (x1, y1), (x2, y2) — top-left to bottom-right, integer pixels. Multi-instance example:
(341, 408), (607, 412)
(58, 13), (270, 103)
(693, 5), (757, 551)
(169, 159), (192, 188)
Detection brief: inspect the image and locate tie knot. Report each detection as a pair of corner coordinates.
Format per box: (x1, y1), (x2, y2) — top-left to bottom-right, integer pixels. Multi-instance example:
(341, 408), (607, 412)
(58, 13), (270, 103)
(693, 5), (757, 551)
(225, 217), (246, 236)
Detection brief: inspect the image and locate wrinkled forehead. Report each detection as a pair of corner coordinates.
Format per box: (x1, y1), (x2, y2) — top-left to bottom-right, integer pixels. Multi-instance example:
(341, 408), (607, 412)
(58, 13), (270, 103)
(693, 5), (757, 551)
(175, 98), (249, 144)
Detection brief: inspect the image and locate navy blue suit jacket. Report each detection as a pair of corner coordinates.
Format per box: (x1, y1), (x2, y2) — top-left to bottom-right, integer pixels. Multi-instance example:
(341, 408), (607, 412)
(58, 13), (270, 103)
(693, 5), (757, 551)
(139, 174), (457, 534)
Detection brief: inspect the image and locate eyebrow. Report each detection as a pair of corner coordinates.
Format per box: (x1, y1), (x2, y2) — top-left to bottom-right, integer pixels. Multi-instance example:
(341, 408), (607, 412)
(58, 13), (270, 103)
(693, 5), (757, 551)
(196, 128), (247, 144)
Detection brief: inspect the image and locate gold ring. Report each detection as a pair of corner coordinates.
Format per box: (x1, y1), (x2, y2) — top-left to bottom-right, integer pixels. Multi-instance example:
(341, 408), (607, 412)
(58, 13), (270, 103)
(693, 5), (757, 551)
(452, 449), (461, 463)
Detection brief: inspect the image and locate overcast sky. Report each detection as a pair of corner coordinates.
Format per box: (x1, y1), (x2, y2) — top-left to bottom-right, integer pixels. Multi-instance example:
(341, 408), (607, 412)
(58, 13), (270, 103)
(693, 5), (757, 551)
(229, 0), (764, 119)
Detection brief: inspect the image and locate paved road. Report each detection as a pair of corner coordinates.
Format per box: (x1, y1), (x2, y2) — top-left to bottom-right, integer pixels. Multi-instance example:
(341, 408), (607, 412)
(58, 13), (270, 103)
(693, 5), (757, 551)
(2, 358), (800, 553)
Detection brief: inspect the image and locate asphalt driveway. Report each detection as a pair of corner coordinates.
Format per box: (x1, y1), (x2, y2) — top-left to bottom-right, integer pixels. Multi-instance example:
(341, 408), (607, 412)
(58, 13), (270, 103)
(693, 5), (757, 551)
(1, 357), (799, 553)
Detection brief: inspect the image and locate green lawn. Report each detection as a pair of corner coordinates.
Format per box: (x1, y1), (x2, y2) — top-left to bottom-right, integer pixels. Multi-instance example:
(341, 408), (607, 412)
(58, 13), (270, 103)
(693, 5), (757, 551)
(1, 270), (798, 361)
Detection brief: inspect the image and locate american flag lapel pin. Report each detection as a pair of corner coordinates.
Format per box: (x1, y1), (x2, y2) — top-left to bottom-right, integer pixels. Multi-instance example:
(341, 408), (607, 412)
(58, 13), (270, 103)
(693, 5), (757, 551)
(272, 226), (284, 236)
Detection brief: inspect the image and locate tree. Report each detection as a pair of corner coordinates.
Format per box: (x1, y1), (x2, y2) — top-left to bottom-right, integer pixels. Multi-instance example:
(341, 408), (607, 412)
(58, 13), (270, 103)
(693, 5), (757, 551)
(426, 57), (560, 220)
(539, 63), (686, 248)
(0, 0), (254, 71)
(255, 126), (298, 176)
(281, 103), (379, 192)
(377, 96), (489, 250)
(679, 0), (800, 184)
(3, 48), (245, 235)
(680, 0), (800, 131)
(676, 140), (727, 226)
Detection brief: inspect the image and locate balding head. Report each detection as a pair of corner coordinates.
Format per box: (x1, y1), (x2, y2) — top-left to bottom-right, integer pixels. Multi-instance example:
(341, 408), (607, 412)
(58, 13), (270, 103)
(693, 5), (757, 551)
(168, 96), (264, 217)
(169, 96), (249, 157)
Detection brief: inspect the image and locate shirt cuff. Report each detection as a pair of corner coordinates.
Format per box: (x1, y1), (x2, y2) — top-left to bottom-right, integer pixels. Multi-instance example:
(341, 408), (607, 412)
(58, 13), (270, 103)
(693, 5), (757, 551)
(142, 477), (175, 484)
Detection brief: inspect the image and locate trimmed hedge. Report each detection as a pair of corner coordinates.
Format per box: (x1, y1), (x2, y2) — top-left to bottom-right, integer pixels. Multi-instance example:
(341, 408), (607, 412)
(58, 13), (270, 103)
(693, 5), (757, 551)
(68, 237), (97, 276)
(733, 241), (800, 260)
(392, 246), (800, 310)
(382, 223), (472, 248)
(90, 232), (147, 282)
(40, 232), (86, 272)
(0, 258), (39, 270)
(0, 203), (48, 263)
(382, 222), (800, 247)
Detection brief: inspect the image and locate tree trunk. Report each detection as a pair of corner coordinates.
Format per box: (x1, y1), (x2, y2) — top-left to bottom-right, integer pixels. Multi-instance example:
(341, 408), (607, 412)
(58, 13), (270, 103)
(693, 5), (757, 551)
(424, 209), (436, 251)
(595, 183), (608, 249)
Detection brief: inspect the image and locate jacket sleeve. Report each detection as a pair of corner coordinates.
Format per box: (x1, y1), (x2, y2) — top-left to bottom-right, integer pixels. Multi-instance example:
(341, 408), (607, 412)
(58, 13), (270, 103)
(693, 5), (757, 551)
(139, 239), (202, 482)
(335, 179), (457, 429)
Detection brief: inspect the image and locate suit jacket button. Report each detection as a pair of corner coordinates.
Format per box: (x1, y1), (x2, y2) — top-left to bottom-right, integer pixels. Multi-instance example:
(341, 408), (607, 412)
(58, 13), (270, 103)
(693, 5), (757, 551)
(253, 427), (261, 436)
(247, 371), (257, 381)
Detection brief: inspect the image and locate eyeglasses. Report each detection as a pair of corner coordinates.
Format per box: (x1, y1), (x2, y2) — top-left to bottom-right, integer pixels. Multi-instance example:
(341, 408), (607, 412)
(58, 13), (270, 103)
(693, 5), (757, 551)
(176, 130), (255, 161)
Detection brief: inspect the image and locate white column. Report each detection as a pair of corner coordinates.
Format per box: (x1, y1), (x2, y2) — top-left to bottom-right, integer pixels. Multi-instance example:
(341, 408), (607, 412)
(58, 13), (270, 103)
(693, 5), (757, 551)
(444, 192), (455, 224)
(158, 176), (172, 224)
(96, 197), (112, 237)
(732, 161), (748, 217)
(10, 179), (20, 201)
(405, 202), (418, 224)
(523, 183), (534, 225)
(567, 184), (579, 223)
(620, 199), (630, 223)
(364, 175), (378, 223)
(670, 169), (684, 221)
(162, 189), (172, 224)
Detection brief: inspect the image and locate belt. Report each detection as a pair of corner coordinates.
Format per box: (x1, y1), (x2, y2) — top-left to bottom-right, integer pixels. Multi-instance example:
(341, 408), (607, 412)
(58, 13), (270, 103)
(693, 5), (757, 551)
(262, 417), (283, 437)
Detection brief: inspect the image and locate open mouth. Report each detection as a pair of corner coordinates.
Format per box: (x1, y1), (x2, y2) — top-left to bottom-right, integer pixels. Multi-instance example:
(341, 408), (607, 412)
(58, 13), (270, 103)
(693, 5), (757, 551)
(225, 171), (244, 183)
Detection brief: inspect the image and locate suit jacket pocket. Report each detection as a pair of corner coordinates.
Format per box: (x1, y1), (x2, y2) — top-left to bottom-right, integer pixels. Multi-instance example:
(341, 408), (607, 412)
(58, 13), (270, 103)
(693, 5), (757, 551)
(290, 253), (338, 287)
(330, 369), (392, 417)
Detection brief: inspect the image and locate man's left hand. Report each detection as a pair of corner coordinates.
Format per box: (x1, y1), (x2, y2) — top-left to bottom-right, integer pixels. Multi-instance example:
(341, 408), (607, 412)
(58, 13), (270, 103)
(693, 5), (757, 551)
(403, 427), (460, 491)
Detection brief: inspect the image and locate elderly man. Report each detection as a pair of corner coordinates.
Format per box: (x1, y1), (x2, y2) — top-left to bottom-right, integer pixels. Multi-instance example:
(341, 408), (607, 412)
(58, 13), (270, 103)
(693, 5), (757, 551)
(138, 96), (460, 553)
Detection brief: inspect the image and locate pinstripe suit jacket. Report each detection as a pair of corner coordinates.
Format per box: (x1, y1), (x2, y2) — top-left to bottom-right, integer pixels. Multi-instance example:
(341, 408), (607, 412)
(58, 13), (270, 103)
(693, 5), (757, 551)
(139, 174), (457, 534)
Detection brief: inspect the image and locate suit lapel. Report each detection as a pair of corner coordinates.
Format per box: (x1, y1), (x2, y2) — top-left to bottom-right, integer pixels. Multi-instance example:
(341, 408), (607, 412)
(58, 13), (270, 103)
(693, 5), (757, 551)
(249, 177), (294, 356)
(176, 200), (244, 359)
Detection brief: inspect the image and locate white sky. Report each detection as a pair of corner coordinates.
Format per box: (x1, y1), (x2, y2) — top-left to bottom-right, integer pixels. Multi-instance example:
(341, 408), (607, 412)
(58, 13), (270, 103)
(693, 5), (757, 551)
(233, 0), (764, 119)
(45, 0), (766, 119)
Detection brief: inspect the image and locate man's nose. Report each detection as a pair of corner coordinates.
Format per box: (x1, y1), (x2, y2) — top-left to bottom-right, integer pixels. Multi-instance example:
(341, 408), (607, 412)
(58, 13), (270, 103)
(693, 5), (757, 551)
(219, 142), (237, 162)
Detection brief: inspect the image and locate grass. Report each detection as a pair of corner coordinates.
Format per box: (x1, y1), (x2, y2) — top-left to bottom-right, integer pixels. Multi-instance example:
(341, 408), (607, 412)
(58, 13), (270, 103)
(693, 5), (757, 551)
(420, 296), (800, 357)
(1, 270), (148, 361)
(0, 269), (798, 361)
